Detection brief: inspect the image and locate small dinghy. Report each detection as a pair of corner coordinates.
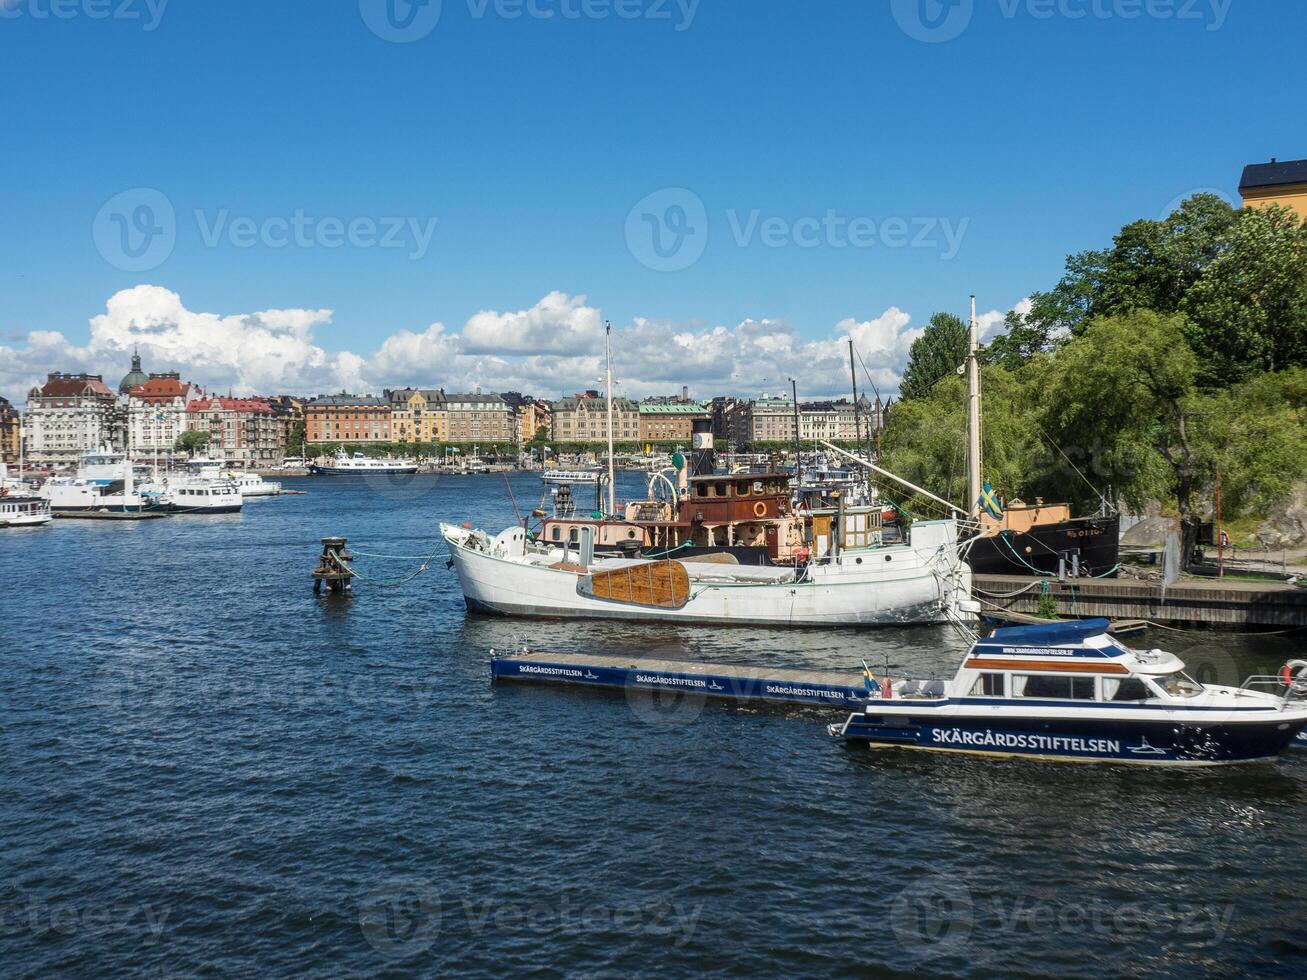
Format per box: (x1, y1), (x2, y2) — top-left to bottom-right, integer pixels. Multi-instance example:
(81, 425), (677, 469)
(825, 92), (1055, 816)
(829, 619), (1307, 765)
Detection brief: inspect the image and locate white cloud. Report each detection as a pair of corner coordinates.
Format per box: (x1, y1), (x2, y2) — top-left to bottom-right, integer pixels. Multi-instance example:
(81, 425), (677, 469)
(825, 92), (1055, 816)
(1, 286), (1022, 406)
(460, 291), (603, 355)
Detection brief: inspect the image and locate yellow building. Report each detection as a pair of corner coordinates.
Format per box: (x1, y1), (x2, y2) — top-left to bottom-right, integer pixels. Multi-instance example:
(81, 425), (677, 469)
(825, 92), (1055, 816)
(386, 388), (448, 443)
(517, 399), (551, 444)
(1239, 158), (1307, 220)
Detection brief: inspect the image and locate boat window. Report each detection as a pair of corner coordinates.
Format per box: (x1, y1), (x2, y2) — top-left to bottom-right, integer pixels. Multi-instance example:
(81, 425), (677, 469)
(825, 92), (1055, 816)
(551, 527), (561, 541)
(1103, 678), (1152, 702)
(715, 482), (727, 497)
(1011, 675), (1097, 700)
(569, 528), (579, 543)
(968, 673), (1005, 697)
(1152, 672), (1205, 698)
(737, 482), (750, 496)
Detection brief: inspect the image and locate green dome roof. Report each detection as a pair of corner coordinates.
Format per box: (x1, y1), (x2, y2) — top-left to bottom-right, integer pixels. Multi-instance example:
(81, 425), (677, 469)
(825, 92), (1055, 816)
(118, 351), (148, 393)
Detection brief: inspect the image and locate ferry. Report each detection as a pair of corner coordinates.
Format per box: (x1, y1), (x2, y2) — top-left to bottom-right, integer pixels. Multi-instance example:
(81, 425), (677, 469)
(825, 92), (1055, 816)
(309, 450), (418, 476)
(159, 458), (244, 514)
(829, 619), (1307, 765)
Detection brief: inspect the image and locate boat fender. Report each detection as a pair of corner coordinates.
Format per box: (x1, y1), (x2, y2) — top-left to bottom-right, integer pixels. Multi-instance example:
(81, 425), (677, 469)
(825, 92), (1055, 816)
(753, 501), (767, 518)
(1281, 660), (1307, 691)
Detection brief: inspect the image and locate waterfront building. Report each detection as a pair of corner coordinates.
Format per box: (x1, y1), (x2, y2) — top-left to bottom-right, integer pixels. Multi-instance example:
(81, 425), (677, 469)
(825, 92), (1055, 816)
(24, 373), (119, 468)
(445, 392), (514, 444)
(125, 372), (196, 462)
(638, 400), (711, 444)
(798, 397), (875, 442)
(386, 388), (448, 443)
(1240, 157), (1307, 220)
(186, 395), (285, 468)
(551, 393), (639, 444)
(0, 396), (20, 465)
(500, 392), (550, 446)
(305, 395), (393, 445)
(750, 394), (797, 443)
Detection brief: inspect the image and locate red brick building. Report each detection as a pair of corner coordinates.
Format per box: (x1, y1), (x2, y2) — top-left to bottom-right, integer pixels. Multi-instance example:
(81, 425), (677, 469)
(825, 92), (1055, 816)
(186, 395), (285, 468)
(304, 396), (393, 445)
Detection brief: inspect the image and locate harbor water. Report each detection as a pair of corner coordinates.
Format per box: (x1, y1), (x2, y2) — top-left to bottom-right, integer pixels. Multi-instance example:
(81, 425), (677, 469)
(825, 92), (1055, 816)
(3, 471), (1307, 977)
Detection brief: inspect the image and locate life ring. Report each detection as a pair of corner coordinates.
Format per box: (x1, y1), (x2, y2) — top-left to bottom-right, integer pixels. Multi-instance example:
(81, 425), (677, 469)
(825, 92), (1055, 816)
(753, 501), (767, 518)
(1281, 660), (1307, 688)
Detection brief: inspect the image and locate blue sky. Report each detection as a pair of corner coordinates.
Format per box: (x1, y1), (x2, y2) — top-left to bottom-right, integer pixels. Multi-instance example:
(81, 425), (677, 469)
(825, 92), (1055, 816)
(1, 0), (1304, 401)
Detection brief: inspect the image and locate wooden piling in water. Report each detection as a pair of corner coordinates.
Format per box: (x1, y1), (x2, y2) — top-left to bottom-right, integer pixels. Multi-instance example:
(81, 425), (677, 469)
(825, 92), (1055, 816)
(312, 536), (354, 595)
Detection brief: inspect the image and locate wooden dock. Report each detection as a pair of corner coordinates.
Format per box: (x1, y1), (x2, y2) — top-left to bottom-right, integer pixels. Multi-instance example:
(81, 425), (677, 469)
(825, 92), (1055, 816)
(974, 574), (1307, 629)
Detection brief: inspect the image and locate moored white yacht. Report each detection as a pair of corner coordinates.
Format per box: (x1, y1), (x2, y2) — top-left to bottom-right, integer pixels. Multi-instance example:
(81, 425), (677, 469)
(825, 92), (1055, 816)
(829, 618), (1307, 765)
(309, 450), (418, 476)
(0, 464), (51, 528)
(159, 458), (243, 514)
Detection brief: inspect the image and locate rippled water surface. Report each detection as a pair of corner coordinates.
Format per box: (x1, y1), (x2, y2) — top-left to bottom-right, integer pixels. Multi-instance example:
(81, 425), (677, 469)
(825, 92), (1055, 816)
(3, 472), (1307, 977)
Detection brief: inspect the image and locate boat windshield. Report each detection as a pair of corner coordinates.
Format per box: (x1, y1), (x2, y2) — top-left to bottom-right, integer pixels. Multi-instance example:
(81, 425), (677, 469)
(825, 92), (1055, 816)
(1153, 672), (1205, 698)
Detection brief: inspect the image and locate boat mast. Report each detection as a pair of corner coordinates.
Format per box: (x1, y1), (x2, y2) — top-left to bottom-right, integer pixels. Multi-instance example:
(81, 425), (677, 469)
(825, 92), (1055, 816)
(967, 294), (982, 520)
(790, 378), (802, 484)
(605, 320), (616, 518)
(848, 340), (862, 455)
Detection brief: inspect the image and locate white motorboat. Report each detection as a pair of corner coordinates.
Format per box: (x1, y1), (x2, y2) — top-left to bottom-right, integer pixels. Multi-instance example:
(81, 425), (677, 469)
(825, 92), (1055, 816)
(225, 469), (283, 497)
(829, 618), (1307, 765)
(0, 490), (52, 527)
(542, 468), (604, 485)
(309, 450), (418, 476)
(441, 519), (971, 627)
(159, 458), (243, 514)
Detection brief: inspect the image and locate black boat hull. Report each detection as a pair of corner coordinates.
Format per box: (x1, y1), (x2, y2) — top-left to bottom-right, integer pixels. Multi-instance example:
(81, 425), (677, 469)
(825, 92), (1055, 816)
(966, 515), (1120, 577)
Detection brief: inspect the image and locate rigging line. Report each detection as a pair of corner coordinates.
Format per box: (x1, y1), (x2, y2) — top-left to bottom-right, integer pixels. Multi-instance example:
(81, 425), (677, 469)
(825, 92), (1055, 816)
(1034, 423), (1115, 514)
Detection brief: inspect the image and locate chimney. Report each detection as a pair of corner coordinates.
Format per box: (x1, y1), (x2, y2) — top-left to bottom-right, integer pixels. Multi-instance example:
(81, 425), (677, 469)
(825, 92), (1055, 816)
(682, 385), (689, 401)
(690, 418), (716, 477)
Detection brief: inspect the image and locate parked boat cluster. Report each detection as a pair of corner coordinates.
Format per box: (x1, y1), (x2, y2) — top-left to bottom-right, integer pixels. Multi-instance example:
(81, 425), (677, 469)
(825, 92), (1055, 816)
(0, 447), (287, 527)
(445, 304), (1307, 767)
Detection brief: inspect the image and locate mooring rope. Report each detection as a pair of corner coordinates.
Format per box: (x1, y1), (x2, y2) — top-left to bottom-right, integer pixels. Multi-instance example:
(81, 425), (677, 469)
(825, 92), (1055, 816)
(327, 546), (446, 588)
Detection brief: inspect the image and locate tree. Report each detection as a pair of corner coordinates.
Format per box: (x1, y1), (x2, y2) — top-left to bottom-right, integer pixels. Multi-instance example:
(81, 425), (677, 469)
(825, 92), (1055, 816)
(899, 312), (968, 401)
(174, 430), (211, 455)
(1182, 204), (1307, 383)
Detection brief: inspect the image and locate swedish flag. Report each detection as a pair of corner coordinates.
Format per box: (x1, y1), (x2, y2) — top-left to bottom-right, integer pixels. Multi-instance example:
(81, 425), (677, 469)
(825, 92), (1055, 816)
(861, 660), (880, 695)
(978, 482), (1003, 519)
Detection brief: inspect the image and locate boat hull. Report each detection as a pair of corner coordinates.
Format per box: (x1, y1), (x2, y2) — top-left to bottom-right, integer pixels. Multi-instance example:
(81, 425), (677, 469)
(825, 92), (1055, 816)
(308, 464), (419, 476)
(444, 524), (969, 628)
(837, 711), (1307, 765)
(967, 515), (1120, 577)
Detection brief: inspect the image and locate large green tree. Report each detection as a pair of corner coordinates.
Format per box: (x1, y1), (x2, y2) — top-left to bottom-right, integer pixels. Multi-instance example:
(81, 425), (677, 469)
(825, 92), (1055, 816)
(1047, 311), (1307, 564)
(899, 312), (968, 401)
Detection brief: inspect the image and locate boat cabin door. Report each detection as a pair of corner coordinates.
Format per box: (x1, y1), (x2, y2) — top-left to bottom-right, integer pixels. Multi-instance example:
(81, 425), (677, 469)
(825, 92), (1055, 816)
(765, 524), (779, 560)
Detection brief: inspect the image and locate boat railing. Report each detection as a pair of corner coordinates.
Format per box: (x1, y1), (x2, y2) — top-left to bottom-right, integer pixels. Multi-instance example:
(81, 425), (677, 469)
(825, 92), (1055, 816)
(1238, 675), (1301, 703)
